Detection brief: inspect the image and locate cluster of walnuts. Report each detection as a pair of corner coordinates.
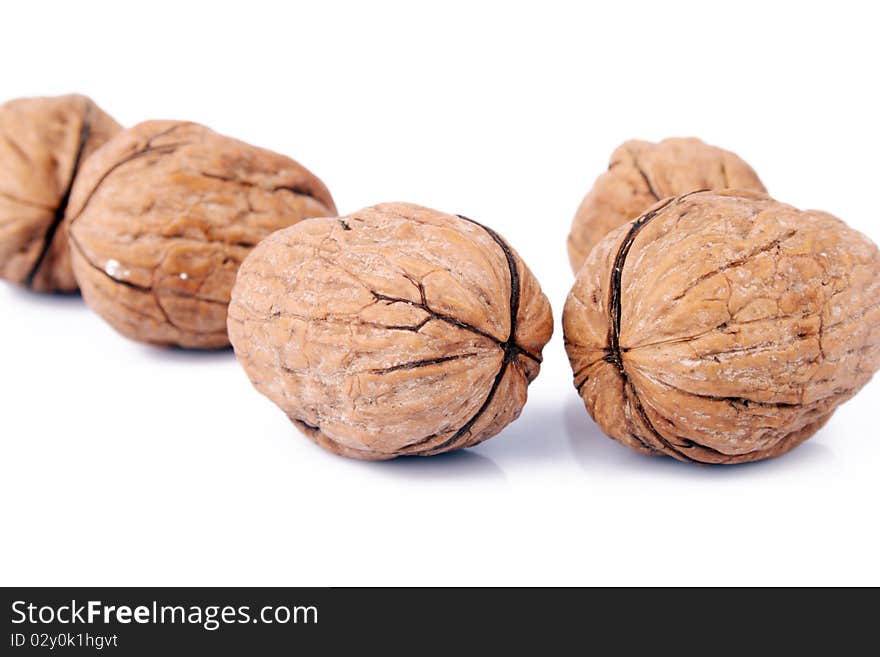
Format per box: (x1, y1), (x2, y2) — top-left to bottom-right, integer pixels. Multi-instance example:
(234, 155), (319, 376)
(564, 139), (879, 463)
(2, 95), (878, 464)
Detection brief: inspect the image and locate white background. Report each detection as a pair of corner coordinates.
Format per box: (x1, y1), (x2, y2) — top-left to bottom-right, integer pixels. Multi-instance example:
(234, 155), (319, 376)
(1, 1), (878, 586)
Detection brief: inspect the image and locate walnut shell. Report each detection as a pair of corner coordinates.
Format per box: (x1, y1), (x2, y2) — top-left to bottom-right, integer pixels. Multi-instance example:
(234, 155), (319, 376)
(564, 190), (880, 464)
(0, 94), (121, 292)
(566, 137), (766, 274)
(67, 120), (336, 349)
(228, 202), (554, 460)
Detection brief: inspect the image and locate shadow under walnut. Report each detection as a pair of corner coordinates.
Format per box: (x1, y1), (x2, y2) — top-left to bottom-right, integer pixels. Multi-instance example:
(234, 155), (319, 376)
(228, 202), (554, 460)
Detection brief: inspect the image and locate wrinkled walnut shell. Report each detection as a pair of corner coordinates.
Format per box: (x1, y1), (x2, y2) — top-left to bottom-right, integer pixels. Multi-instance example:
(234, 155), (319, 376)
(564, 190), (880, 464)
(228, 203), (554, 460)
(68, 120), (336, 349)
(566, 137), (766, 274)
(0, 94), (121, 292)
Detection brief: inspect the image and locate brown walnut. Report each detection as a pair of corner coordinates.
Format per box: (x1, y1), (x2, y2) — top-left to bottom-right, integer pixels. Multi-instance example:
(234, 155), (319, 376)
(566, 137), (766, 274)
(0, 94), (120, 292)
(564, 190), (880, 464)
(67, 120), (336, 349)
(228, 203), (554, 460)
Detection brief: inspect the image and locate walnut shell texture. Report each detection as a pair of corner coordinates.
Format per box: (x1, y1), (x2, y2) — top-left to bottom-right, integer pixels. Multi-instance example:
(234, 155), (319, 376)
(564, 190), (880, 464)
(566, 137), (766, 274)
(68, 120), (336, 349)
(228, 203), (554, 460)
(0, 94), (121, 292)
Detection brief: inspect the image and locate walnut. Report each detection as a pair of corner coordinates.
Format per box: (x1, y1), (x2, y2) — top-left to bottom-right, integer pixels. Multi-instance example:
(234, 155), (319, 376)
(67, 120), (336, 349)
(228, 203), (554, 460)
(0, 94), (121, 292)
(566, 137), (766, 274)
(563, 190), (880, 464)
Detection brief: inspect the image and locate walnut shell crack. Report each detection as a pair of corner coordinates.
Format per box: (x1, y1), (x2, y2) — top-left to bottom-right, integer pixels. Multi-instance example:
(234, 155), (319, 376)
(563, 190), (880, 464)
(228, 202), (554, 460)
(67, 120), (336, 349)
(566, 137), (766, 274)
(0, 94), (121, 292)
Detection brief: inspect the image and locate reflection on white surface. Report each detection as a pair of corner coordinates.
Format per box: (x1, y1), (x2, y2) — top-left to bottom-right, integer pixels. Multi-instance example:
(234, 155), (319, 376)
(135, 343), (234, 363)
(369, 450), (507, 483)
(5, 284), (84, 307)
(475, 402), (571, 465)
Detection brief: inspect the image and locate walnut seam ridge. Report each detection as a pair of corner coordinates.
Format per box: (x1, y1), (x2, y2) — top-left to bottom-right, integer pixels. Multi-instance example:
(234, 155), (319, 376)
(605, 195), (699, 462)
(402, 214), (528, 455)
(25, 99), (93, 288)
